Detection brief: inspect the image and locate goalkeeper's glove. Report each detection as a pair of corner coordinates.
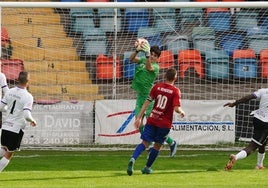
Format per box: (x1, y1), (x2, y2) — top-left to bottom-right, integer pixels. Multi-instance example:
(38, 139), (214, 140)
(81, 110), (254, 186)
(141, 42), (150, 58)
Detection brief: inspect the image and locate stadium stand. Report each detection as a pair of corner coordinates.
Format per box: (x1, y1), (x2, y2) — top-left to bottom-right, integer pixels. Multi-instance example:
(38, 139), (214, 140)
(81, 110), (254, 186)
(2, 7), (104, 101)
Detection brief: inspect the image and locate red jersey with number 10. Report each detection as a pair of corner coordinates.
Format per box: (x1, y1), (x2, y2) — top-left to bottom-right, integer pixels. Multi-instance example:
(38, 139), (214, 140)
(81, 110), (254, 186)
(146, 82), (181, 129)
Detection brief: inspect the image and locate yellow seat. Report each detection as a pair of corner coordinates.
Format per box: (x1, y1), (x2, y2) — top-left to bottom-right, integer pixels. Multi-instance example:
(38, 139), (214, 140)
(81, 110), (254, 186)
(42, 37), (74, 48)
(47, 61), (86, 71)
(30, 72), (57, 85)
(32, 25), (66, 38)
(5, 25), (33, 38)
(12, 47), (45, 61)
(45, 48), (79, 60)
(57, 72), (91, 84)
(12, 38), (38, 48)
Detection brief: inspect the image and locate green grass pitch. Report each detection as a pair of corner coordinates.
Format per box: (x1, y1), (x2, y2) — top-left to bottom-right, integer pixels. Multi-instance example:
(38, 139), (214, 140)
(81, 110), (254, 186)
(0, 149), (267, 188)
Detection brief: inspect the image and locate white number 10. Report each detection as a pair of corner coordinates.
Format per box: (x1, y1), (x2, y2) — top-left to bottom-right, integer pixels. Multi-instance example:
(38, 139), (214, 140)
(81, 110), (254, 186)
(156, 95), (168, 109)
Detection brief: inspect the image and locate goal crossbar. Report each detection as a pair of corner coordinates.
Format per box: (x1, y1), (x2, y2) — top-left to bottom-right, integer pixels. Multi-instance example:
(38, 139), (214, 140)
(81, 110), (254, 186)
(0, 2), (268, 9)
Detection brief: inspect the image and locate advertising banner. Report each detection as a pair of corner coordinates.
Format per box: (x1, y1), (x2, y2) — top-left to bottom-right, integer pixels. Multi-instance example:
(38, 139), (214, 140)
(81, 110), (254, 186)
(95, 100), (235, 145)
(22, 101), (94, 146)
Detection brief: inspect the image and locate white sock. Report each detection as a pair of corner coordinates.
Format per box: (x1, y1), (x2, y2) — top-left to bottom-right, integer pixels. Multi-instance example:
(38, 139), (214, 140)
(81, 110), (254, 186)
(235, 150), (247, 160)
(0, 157), (9, 172)
(0, 148), (6, 157)
(257, 152), (265, 167)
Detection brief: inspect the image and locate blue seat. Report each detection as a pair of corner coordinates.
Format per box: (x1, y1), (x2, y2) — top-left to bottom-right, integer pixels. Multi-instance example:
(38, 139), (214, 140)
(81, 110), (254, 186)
(233, 49), (257, 79)
(98, 8), (122, 32)
(164, 35), (189, 55)
(123, 51), (136, 79)
(234, 11), (258, 32)
(137, 27), (163, 48)
(192, 27), (216, 55)
(153, 8), (177, 33)
(234, 58), (257, 78)
(69, 8), (95, 33)
(205, 50), (230, 79)
(125, 8), (149, 32)
(261, 17), (268, 29)
(247, 35), (268, 55)
(208, 11), (231, 32)
(219, 34), (244, 56)
(179, 8), (203, 30)
(80, 28), (107, 56)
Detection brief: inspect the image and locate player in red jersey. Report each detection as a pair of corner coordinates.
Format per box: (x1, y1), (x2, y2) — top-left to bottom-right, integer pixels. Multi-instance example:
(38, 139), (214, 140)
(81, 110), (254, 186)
(127, 68), (185, 175)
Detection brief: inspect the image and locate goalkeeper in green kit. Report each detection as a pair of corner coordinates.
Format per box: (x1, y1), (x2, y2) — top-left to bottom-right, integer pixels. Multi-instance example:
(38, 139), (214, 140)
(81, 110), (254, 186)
(129, 38), (177, 157)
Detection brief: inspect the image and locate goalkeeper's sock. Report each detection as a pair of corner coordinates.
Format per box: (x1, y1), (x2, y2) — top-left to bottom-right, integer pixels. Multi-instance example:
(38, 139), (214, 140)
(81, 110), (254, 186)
(146, 148), (159, 168)
(0, 157), (9, 172)
(165, 137), (174, 146)
(236, 150), (247, 160)
(132, 143), (146, 160)
(257, 152), (265, 167)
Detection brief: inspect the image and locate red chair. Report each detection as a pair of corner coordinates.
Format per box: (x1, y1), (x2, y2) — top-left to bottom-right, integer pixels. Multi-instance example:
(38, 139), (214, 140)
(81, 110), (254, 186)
(1, 27), (10, 47)
(233, 49), (256, 59)
(178, 49), (204, 78)
(260, 49), (268, 77)
(95, 54), (121, 79)
(158, 50), (175, 69)
(206, 8), (229, 17)
(1, 59), (24, 81)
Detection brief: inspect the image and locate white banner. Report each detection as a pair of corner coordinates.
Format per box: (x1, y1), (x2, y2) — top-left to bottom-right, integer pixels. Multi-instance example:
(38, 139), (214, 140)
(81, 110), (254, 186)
(171, 100), (235, 144)
(21, 101), (94, 146)
(95, 100), (235, 145)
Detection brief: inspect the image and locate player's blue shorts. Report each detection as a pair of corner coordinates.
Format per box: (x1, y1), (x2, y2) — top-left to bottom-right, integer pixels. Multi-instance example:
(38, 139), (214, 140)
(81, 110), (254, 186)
(141, 124), (170, 144)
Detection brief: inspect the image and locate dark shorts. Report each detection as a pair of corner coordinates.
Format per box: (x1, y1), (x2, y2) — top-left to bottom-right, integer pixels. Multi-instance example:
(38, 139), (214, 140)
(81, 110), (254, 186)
(141, 124), (170, 144)
(252, 117), (268, 146)
(1, 129), (24, 152)
(0, 112), (2, 129)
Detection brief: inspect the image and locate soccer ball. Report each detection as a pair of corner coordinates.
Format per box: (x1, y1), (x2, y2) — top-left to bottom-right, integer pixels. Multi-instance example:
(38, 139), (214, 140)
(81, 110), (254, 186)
(135, 38), (148, 51)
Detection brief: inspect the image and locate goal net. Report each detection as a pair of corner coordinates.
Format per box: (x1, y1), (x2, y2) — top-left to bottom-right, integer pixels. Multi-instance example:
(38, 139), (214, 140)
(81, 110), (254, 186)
(1, 1), (268, 150)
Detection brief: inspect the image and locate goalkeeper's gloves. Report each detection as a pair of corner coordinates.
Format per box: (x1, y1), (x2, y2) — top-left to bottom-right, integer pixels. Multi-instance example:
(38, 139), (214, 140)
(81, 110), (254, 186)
(141, 42), (150, 58)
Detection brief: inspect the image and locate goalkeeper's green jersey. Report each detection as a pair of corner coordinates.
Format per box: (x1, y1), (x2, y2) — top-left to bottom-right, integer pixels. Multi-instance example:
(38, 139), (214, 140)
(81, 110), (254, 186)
(131, 57), (160, 95)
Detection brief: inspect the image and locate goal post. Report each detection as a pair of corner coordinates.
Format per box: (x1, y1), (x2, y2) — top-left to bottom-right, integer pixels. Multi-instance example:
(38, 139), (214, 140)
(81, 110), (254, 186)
(1, 1), (268, 150)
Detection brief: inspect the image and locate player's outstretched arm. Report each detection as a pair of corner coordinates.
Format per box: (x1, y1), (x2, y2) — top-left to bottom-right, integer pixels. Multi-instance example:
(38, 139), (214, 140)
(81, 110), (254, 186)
(224, 94), (256, 107)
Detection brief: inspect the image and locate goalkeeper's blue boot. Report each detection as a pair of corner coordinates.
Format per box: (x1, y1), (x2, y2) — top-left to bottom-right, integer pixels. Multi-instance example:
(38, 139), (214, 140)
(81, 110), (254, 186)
(170, 141), (178, 157)
(127, 158), (135, 176)
(141, 167), (153, 174)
